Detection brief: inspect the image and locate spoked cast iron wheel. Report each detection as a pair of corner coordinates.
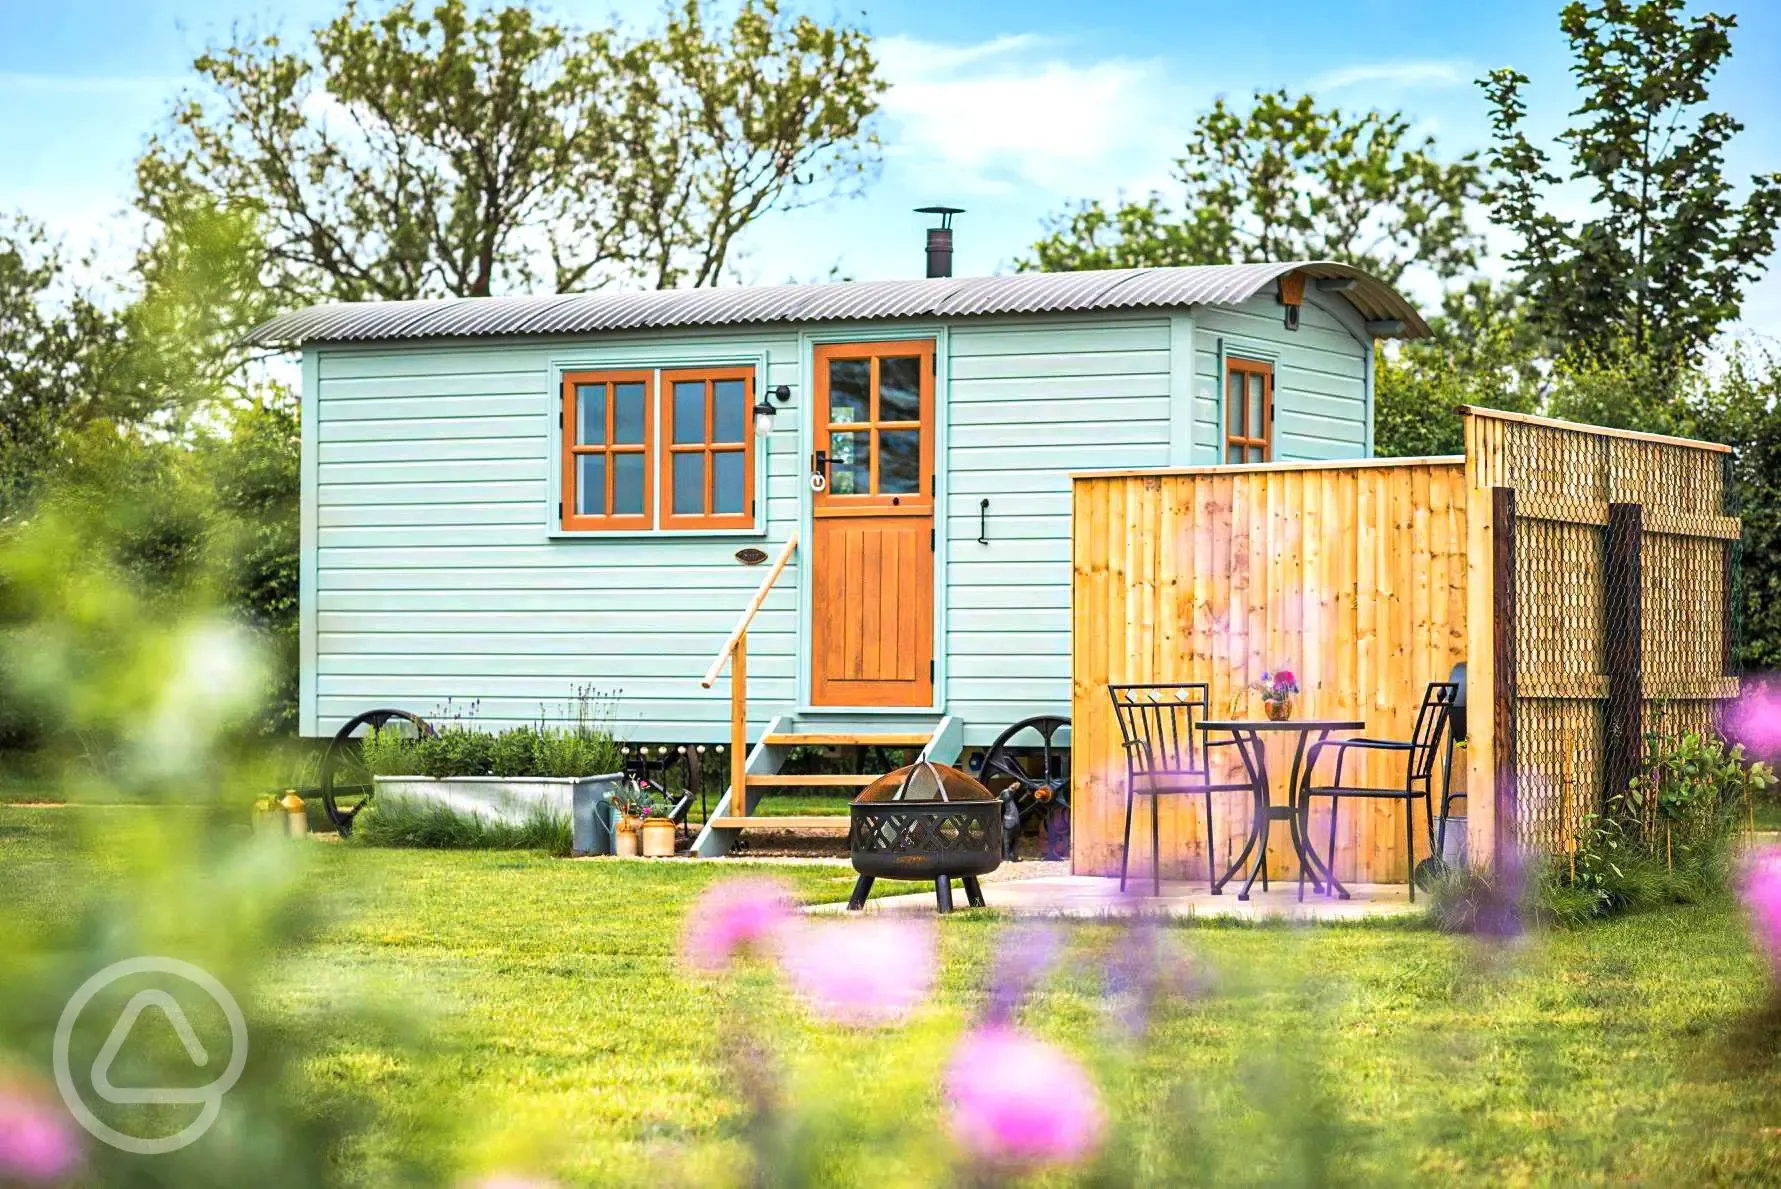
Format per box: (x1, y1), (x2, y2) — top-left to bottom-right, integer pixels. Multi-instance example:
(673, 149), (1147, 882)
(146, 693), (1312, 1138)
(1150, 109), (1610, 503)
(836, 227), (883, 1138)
(320, 709), (434, 836)
(979, 715), (1071, 860)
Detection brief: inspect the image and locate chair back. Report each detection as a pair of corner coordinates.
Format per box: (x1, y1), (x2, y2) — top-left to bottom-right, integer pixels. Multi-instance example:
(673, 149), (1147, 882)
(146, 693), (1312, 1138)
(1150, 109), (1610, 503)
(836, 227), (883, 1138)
(1446, 662), (1468, 743)
(1409, 681), (1461, 780)
(1107, 683), (1213, 777)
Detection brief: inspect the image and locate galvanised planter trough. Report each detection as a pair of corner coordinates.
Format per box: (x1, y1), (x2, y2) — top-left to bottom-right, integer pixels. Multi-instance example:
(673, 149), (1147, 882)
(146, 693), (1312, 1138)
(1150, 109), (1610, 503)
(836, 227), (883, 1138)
(371, 774), (625, 854)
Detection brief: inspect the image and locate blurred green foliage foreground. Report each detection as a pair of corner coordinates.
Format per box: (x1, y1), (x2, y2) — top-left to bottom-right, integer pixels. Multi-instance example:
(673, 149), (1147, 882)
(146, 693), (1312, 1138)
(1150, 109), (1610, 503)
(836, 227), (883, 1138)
(3, 807), (1779, 1187)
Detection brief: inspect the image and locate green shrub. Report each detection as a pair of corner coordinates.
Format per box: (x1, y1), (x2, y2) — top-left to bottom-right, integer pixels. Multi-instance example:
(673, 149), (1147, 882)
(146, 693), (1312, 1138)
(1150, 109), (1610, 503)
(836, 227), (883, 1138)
(1544, 730), (1772, 922)
(412, 727), (495, 779)
(490, 724), (543, 776)
(360, 723), (416, 776)
(357, 700), (623, 780)
(350, 796), (572, 855)
(1428, 731), (1775, 931)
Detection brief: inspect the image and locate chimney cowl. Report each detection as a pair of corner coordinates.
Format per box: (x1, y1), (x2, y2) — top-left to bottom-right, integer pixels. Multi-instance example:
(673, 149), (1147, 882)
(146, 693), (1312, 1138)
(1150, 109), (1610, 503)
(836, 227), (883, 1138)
(915, 205), (964, 279)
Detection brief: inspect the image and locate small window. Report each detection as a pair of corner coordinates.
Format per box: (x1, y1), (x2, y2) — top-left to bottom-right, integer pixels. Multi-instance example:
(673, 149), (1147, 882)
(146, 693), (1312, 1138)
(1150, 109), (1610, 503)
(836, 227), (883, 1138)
(1224, 356), (1272, 464)
(661, 366), (755, 529)
(562, 370), (654, 531)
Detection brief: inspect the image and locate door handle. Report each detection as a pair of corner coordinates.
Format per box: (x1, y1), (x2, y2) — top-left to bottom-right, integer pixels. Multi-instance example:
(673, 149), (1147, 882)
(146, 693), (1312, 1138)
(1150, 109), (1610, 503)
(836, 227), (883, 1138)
(811, 449), (829, 475)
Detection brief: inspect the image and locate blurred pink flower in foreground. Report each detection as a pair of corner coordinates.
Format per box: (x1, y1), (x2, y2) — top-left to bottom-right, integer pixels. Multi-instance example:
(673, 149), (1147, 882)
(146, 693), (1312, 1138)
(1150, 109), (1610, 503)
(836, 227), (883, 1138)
(682, 877), (795, 972)
(944, 1025), (1105, 1169)
(776, 917), (936, 1025)
(1728, 681), (1781, 761)
(1739, 846), (1781, 974)
(0, 1082), (79, 1184)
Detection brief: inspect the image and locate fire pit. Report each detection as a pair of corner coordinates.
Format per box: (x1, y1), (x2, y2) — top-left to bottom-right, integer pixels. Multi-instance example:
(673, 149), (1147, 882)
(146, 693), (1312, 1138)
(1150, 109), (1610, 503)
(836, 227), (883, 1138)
(847, 760), (1003, 914)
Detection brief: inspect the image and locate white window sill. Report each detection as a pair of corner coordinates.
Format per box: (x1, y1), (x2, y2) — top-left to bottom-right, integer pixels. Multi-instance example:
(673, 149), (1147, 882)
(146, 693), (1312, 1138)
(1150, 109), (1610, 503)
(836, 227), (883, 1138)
(546, 524), (768, 541)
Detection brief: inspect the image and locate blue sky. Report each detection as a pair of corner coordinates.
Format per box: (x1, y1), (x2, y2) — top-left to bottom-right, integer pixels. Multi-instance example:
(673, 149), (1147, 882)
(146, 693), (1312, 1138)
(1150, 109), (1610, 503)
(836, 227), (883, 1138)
(2, 0), (1779, 346)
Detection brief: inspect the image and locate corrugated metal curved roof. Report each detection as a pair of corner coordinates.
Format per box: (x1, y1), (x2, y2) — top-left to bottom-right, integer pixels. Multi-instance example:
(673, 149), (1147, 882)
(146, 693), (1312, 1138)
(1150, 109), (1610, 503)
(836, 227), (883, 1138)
(245, 260), (1427, 347)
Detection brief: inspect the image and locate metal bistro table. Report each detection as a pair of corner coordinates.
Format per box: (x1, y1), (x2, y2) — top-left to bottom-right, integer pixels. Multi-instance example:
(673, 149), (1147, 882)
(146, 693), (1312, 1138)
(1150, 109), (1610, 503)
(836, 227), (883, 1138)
(1200, 718), (1364, 902)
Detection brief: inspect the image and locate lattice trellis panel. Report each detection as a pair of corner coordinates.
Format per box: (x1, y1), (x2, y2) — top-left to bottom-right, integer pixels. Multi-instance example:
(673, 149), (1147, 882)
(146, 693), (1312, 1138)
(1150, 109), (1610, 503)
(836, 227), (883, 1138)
(1470, 410), (1740, 860)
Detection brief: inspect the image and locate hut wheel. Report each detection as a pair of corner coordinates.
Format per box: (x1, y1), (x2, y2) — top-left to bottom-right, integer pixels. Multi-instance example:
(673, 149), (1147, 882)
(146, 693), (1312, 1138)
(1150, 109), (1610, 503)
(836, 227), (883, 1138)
(320, 709), (434, 836)
(979, 716), (1071, 860)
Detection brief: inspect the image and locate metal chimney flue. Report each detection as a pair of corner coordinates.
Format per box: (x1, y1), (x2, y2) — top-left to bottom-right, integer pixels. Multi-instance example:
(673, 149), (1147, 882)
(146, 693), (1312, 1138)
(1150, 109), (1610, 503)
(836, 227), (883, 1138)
(915, 206), (964, 278)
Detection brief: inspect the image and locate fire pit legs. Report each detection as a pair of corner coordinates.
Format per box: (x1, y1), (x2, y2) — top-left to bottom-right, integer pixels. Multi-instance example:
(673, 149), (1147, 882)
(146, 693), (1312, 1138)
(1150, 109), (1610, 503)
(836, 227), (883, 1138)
(934, 877), (954, 913)
(962, 876), (986, 908)
(846, 875), (874, 911)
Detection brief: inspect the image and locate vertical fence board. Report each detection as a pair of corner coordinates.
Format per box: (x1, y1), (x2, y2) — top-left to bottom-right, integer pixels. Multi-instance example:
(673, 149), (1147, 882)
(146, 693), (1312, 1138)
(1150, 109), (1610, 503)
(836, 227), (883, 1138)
(1072, 459), (1469, 883)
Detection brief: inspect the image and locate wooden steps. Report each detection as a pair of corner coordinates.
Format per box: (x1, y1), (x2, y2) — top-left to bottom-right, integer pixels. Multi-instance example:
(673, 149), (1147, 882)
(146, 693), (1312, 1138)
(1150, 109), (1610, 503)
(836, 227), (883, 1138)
(708, 815), (850, 832)
(761, 731), (931, 748)
(745, 773), (877, 788)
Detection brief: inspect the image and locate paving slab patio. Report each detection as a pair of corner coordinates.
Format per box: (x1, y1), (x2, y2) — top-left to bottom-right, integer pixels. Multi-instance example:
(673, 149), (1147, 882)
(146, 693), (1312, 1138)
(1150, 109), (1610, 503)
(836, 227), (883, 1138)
(808, 874), (1421, 922)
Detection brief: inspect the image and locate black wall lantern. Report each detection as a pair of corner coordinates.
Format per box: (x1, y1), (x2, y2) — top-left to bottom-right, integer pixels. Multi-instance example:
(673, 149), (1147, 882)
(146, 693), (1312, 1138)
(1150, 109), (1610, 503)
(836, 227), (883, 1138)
(754, 384), (792, 438)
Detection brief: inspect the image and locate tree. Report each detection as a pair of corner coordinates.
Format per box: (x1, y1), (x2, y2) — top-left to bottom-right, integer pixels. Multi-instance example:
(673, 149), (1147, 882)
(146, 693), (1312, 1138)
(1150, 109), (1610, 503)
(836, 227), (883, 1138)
(137, 0), (883, 305)
(0, 221), (123, 517)
(1481, 0), (1781, 372)
(1024, 90), (1486, 285)
(1374, 280), (1544, 457)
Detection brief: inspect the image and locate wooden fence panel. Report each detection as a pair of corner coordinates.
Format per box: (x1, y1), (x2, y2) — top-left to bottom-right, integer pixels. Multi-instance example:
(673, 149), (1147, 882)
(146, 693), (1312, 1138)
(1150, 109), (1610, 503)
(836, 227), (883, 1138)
(1071, 459), (1469, 884)
(1461, 407), (1740, 863)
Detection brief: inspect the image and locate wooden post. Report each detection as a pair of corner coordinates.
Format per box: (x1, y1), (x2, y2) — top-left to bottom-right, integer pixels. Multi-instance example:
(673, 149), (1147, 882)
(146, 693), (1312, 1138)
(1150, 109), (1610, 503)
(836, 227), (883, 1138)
(1603, 502), (1643, 811)
(731, 633), (748, 817)
(1491, 486), (1518, 875)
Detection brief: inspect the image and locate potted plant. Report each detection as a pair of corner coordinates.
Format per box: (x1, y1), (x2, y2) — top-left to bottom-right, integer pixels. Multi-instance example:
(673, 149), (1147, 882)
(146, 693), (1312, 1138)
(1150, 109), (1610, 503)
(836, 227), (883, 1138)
(607, 783), (648, 857)
(1253, 669), (1300, 721)
(635, 793), (677, 858)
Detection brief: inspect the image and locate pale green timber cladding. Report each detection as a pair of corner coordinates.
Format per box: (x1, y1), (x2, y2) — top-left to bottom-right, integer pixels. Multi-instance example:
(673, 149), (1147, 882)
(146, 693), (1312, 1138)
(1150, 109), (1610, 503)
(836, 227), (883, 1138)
(1192, 291), (1369, 464)
(303, 303), (1369, 745)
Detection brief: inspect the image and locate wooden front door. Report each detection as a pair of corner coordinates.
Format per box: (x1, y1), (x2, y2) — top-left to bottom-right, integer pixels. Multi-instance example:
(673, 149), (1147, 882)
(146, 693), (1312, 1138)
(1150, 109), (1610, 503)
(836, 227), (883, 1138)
(809, 340), (936, 708)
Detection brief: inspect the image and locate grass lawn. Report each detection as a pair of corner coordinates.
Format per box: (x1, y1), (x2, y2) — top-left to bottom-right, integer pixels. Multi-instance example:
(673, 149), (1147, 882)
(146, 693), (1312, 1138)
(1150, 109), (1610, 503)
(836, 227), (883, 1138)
(5, 806), (1781, 1186)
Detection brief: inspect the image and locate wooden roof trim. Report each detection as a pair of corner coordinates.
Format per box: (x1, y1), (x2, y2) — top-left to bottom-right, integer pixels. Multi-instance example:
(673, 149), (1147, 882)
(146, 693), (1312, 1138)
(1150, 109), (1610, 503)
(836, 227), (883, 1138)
(1071, 455), (1465, 481)
(1457, 405), (1732, 455)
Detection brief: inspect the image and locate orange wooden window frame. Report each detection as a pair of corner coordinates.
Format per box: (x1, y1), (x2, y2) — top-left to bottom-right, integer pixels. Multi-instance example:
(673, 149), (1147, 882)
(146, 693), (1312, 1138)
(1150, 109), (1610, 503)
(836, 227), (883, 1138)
(659, 366), (756, 530)
(812, 339), (935, 516)
(1224, 356), (1274, 463)
(562, 369), (655, 531)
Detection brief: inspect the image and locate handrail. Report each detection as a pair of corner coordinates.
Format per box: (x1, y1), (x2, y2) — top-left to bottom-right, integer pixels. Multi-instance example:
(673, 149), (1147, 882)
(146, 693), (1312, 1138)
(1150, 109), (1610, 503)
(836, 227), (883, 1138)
(701, 531), (798, 688)
(701, 530), (797, 820)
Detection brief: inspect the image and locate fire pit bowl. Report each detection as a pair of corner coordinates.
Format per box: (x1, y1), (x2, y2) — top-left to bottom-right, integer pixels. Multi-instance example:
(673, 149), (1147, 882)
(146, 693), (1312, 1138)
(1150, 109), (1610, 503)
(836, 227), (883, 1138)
(847, 760), (1003, 914)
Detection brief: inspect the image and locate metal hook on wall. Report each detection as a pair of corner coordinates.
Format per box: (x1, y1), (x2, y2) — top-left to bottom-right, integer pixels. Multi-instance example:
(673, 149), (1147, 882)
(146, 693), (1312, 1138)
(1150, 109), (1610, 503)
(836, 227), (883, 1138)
(978, 498), (990, 545)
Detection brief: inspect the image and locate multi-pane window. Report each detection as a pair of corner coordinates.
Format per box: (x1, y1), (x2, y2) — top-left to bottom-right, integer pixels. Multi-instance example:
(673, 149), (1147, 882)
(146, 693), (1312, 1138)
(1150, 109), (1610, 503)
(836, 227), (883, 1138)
(559, 366), (756, 532)
(818, 342), (931, 504)
(662, 367), (753, 529)
(1224, 356), (1273, 463)
(562, 370), (653, 531)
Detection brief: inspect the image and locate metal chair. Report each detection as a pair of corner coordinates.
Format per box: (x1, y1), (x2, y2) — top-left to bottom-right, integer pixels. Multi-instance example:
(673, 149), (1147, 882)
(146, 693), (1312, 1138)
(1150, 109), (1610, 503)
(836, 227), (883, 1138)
(1299, 680), (1459, 902)
(1108, 683), (1256, 894)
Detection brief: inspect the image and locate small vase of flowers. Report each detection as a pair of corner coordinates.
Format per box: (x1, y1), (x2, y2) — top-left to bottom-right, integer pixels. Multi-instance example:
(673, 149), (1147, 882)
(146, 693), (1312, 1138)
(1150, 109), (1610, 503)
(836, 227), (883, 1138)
(1254, 669), (1299, 721)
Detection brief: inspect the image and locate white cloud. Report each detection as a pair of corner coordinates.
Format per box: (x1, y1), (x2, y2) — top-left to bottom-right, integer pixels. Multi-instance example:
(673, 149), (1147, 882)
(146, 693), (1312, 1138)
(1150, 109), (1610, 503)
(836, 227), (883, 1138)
(1312, 60), (1472, 92)
(873, 33), (1190, 200)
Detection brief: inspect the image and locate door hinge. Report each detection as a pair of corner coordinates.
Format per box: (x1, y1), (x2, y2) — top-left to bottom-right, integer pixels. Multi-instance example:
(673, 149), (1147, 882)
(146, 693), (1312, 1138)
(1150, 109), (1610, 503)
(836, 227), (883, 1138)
(559, 408), (565, 429)
(929, 527), (935, 550)
(929, 659), (935, 681)
(557, 501), (563, 519)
